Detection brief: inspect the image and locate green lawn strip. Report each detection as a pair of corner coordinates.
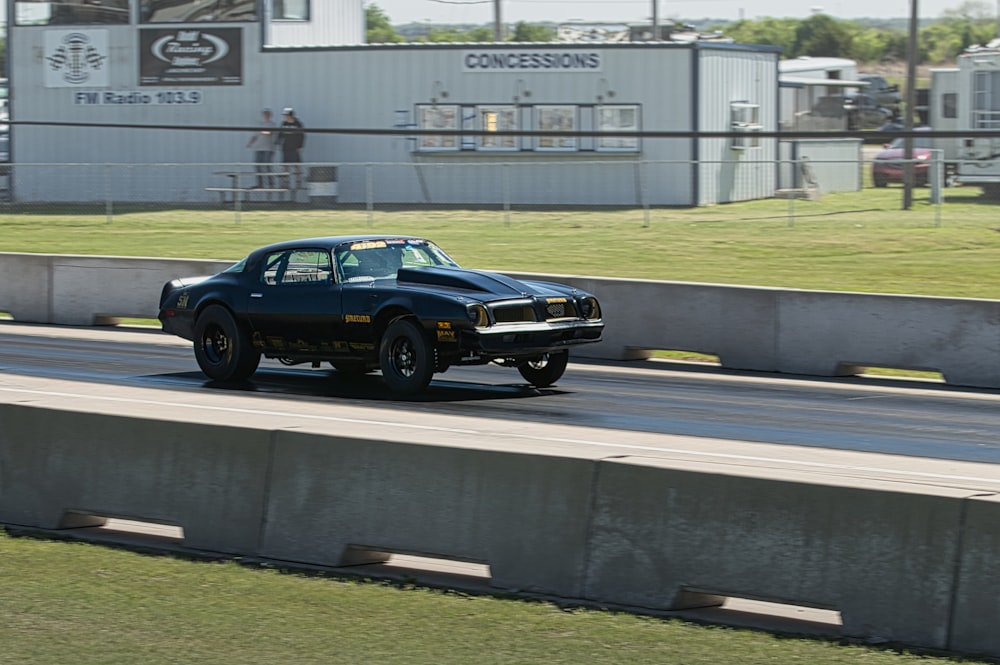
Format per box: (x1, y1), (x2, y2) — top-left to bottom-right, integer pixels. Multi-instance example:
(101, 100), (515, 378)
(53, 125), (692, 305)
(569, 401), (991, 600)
(0, 532), (982, 665)
(1, 187), (998, 296)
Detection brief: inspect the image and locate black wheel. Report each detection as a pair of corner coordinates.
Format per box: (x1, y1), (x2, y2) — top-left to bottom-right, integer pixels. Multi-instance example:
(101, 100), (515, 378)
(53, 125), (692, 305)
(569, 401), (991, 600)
(379, 319), (434, 395)
(193, 304), (260, 381)
(872, 173), (888, 188)
(517, 351), (569, 387)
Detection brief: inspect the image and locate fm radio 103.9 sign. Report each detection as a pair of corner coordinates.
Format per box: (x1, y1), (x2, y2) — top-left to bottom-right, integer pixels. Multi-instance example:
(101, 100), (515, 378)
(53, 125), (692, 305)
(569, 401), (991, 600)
(139, 28), (242, 86)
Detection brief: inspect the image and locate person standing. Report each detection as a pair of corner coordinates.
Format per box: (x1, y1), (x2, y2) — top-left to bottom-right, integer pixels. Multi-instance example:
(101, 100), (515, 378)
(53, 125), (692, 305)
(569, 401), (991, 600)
(277, 107), (305, 191)
(246, 108), (276, 189)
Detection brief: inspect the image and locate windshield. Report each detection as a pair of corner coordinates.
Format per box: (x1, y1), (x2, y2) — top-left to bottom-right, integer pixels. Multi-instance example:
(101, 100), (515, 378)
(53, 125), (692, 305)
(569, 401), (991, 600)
(335, 238), (460, 282)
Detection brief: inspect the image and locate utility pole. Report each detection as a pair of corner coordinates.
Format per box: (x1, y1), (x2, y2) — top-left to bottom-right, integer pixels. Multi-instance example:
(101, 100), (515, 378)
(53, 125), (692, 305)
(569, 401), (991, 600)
(652, 0), (659, 40)
(903, 0), (918, 209)
(494, 0), (503, 41)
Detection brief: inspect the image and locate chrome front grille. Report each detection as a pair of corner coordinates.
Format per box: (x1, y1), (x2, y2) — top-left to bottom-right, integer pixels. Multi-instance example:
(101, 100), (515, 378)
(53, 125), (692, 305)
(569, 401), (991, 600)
(545, 300), (577, 320)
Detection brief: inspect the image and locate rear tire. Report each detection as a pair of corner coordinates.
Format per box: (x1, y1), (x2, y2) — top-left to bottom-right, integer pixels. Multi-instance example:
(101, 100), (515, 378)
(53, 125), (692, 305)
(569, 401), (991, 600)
(517, 351), (569, 387)
(379, 319), (434, 395)
(872, 173), (888, 188)
(193, 305), (260, 381)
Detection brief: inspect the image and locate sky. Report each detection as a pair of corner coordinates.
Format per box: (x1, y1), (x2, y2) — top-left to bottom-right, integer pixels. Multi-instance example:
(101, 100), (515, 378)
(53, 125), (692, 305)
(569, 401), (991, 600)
(366, 0), (971, 25)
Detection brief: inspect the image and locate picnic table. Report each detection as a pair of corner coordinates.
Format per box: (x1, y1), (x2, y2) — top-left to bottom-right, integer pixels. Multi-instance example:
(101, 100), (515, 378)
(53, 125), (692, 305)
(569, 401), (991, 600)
(206, 170), (292, 206)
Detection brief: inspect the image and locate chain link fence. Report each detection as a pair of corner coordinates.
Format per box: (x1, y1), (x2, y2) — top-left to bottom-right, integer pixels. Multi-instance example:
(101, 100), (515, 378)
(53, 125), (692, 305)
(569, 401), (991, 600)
(0, 155), (953, 226)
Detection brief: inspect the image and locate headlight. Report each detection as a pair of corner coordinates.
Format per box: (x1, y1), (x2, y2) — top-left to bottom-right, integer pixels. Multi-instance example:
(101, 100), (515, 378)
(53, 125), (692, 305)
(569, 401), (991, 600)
(467, 303), (489, 328)
(579, 297), (601, 320)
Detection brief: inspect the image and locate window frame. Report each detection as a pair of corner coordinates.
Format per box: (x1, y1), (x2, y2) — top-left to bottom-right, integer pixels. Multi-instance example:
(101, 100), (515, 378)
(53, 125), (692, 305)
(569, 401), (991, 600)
(476, 104), (519, 152)
(415, 104), (461, 152)
(139, 0), (258, 24)
(535, 105), (578, 152)
(595, 104), (640, 152)
(271, 0), (310, 21)
(15, 0), (130, 25)
(730, 101), (762, 150)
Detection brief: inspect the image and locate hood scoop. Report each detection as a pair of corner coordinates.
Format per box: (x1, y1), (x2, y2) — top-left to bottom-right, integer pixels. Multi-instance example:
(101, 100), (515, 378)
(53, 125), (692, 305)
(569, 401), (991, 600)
(397, 266), (529, 295)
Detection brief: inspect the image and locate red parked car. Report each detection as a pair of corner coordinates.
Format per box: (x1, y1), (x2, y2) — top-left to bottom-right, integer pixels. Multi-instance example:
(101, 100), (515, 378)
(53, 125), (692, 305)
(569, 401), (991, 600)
(872, 133), (932, 187)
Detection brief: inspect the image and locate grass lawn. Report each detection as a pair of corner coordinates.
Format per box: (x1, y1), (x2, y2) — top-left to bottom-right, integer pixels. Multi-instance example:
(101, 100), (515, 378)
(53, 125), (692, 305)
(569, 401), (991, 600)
(1, 187), (996, 663)
(0, 531), (988, 665)
(1, 186), (998, 299)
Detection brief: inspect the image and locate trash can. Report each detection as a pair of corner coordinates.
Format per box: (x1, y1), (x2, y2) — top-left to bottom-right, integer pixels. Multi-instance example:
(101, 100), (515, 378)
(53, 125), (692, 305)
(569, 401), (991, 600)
(307, 166), (338, 207)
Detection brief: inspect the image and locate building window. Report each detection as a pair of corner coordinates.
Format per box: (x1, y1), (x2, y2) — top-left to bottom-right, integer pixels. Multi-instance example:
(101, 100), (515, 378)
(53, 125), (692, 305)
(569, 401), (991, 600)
(730, 101), (762, 149)
(272, 0), (309, 21)
(416, 104), (460, 151)
(596, 104), (640, 151)
(972, 71), (1000, 129)
(942, 92), (957, 120)
(16, 0), (129, 25)
(140, 0), (257, 23)
(536, 105), (577, 151)
(477, 105), (518, 151)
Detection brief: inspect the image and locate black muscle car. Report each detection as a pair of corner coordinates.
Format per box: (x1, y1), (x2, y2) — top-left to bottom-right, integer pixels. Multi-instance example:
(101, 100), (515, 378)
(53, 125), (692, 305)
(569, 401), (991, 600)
(158, 235), (604, 395)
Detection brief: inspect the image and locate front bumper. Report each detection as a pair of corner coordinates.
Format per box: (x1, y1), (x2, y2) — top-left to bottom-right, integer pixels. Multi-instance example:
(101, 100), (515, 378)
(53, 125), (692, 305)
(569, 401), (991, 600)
(462, 320), (604, 356)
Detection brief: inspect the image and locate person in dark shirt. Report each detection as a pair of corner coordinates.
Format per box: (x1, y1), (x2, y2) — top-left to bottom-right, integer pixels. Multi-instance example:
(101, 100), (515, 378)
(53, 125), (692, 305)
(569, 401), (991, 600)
(277, 107), (305, 190)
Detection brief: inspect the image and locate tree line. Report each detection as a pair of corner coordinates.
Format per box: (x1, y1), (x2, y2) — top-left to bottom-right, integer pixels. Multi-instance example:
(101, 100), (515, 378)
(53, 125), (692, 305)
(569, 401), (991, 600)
(367, 0), (999, 65)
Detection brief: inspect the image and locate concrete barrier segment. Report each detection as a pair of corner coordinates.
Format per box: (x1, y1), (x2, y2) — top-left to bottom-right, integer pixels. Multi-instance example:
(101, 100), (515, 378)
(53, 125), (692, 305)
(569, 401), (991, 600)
(259, 429), (596, 598)
(948, 493), (1000, 656)
(0, 402), (272, 554)
(505, 273), (781, 370)
(0, 252), (52, 322)
(584, 456), (969, 650)
(776, 291), (1000, 387)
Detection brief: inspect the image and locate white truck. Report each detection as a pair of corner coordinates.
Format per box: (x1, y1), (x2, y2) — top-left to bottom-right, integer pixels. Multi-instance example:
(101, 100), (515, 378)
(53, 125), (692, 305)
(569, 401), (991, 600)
(938, 42), (1000, 196)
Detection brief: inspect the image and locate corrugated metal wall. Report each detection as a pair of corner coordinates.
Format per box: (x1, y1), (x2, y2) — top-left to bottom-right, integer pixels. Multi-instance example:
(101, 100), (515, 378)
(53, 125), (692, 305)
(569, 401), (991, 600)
(696, 47), (779, 205)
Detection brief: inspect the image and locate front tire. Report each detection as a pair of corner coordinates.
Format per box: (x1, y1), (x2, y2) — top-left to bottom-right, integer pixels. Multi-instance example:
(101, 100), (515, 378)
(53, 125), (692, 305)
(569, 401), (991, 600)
(518, 351), (569, 387)
(379, 319), (434, 395)
(193, 304), (260, 381)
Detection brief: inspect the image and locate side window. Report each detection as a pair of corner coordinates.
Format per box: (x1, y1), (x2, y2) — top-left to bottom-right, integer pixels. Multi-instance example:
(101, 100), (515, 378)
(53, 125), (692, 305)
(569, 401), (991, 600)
(140, 0), (257, 22)
(942, 92), (957, 120)
(272, 0), (309, 21)
(416, 104), (460, 151)
(597, 104), (640, 151)
(730, 101), (762, 150)
(536, 105), (577, 151)
(477, 105), (518, 151)
(16, 0), (129, 24)
(261, 249), (331, 286)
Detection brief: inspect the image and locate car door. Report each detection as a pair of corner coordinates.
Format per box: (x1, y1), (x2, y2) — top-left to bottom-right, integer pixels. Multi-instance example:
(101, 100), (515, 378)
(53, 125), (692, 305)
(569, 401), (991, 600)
(246, 247), (345, 355)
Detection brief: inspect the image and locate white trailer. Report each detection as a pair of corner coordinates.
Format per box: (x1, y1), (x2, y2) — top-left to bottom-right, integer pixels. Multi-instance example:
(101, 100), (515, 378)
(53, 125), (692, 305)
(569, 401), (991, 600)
(952, 44), (1000, 195)
(924, 67), (962, 181)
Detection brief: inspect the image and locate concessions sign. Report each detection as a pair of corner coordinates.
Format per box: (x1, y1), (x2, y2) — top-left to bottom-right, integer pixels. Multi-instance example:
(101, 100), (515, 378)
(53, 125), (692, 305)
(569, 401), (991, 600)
(139, 27), (242, 86)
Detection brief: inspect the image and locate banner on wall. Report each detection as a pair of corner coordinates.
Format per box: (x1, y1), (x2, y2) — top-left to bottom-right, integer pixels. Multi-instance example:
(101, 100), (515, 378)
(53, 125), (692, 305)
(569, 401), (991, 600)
(139, 28), (242, 86)
(44, 30), (110, 88)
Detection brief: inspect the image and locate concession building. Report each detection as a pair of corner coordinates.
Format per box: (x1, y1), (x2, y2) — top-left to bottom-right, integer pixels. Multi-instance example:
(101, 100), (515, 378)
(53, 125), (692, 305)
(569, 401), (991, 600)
(6, 0), (782, 206)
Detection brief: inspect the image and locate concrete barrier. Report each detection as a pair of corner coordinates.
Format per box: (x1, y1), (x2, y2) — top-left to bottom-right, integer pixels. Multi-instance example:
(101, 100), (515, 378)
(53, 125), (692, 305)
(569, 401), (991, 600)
(950, 493), (1000, 655)
(0, 402), (272, 553)
(0, 253), (232, 325)
(260, 430), (595, 597)
(584, 456), (973, 649)
(3, 401), (1000, 656)
(4, 252), (1000, 387)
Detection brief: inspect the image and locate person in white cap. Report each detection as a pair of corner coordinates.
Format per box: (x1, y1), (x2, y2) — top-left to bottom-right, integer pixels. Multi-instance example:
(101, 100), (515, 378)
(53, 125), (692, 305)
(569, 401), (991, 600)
(276, 107), (305, 191)
(246, 108), (276, 189)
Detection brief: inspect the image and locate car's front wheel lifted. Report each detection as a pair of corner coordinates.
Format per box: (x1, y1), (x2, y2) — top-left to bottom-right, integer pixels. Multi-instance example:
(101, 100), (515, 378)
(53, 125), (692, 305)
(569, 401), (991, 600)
(379, 319), (434, 395)
(518, 350), (569, 387)
(193, 304), (260, 381)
